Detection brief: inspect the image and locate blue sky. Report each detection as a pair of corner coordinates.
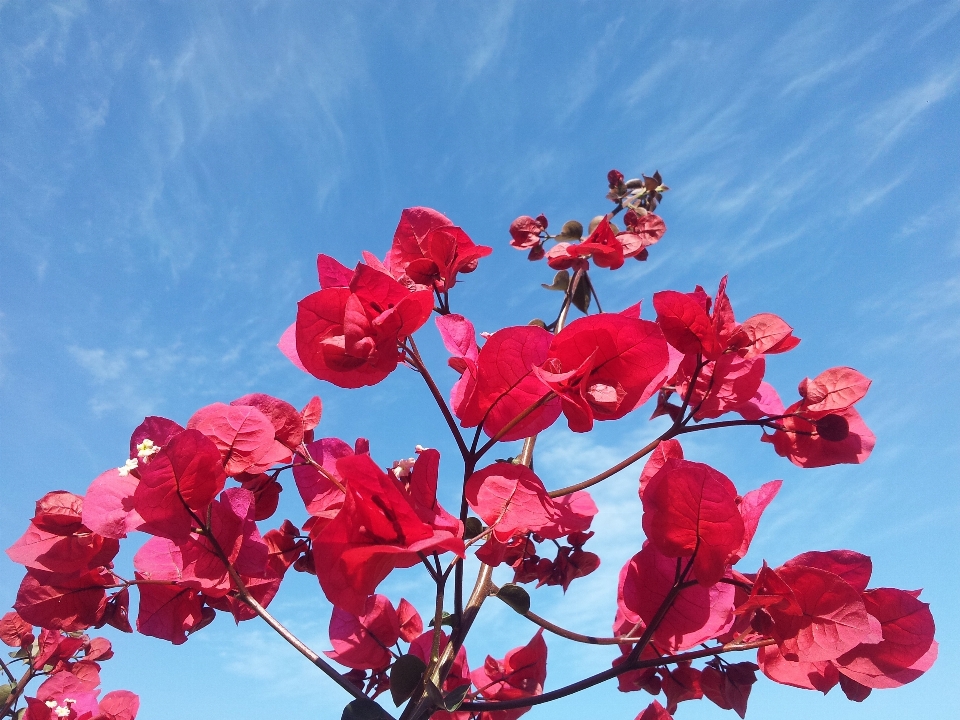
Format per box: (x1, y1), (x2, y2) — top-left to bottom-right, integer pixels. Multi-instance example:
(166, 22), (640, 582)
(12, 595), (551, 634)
(1, 2), (958, 719)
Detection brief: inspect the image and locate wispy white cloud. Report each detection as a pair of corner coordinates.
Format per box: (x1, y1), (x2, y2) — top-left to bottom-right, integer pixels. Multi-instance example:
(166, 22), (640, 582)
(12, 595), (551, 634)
(462, 0), (516, 84)
(858, 66), (960, 161)
(68, 343), (196, 419)
(778, 32), (884, 97)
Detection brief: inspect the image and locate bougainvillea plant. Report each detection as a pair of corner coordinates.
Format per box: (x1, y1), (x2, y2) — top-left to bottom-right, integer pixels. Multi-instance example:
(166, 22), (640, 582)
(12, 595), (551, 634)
(3, 170), (937, 720)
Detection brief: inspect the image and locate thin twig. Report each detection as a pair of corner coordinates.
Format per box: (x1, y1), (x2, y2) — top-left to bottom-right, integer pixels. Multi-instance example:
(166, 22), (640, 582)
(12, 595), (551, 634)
(473, 392), (556, 460)
(407, 336), (470, 460)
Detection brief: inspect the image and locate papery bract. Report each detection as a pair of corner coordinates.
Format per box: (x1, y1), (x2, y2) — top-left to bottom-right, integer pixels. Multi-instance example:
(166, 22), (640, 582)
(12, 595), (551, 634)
(82, 469), (144, 540)
(129, 416), (184, 461)
(397, 598), (423, 643)
(700, 662), (759, 719)
(638, 439), (684, 498)
(458, 325), (561, 441)
(325, 594), (401, 670)
(834, 588), (937, 688)
(187, 402), (279, 476)
(465, 463), (557, 564)
(766, 564), (881, 662)
(731, 480), (781, 562)
(293, 437), (353, 521)
(0, 610), (32, 646)
(653, 290), (722, 360)
(178, 488), (268, 597)
(7, 522), (119, 576)
(634, 700), (673, 720)
(295, 263), (435, 388)
(384, 207), (493, 291)
(509, 215), (546, 250)
(14, 568), (114, 632)
(799, 367), (871, 412)
(541, 313), (670, 432)
(619, 544), (735, 652)
(782, 550), (872, 593)
(133, 429), (227, 539)
(312, 453), (463, 614)
(436, 313), (480, 419)
(470, 630), (547, 720)
(757, 643), (840, 692)
(641, 459), (744, 586)
(730, 313), (799, 358)
(97, 690), (140, 720)
(764, 404), (875, 468)
(134, 582), (205, 645)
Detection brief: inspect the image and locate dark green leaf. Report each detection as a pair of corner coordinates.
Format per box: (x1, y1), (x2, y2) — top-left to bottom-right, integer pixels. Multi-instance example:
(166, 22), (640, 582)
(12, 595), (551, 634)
(541, 270), (570, 292)
(572, 274), (592, 314)
(464, 517), (484, 540)
(390, 654), (427, 706)
(423, 680), (445, 706)
(341, 698), (389, 720)
(558, 220), (583, 240)
(428, 611), (455, 628)
(442, 684), (472, 711)
(497, 583), (531, 615)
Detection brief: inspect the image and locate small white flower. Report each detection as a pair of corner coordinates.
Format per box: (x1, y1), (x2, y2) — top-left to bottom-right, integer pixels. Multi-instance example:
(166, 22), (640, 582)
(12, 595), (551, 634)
(54, 706), (70, 718)
(45, 700), (58, 708)
(390, 457), (417, 479)
(118, 457), (139, 476)
(137, 438), (161, 463)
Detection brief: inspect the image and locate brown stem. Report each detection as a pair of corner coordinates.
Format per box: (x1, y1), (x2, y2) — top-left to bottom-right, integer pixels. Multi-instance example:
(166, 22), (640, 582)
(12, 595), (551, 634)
(298, 443), (346, 493)
(0, 663), (35, 718)
(190, 506), (373, 707)
(489, 584), (642, 645)
(459, 638), (775, 713)
(474, 392), (556, 460)
(548, 429), (677, 498)
(0, 657), (17, 685)
(407, 336), (470, 460)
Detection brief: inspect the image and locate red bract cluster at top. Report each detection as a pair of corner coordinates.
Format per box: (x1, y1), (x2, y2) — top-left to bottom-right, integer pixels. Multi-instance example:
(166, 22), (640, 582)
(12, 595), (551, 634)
(3, 170), (935, 720)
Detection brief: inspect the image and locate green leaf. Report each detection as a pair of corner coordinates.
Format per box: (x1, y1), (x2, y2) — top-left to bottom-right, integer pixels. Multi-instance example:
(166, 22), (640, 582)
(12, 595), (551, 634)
(441, 684), (472, 711)
(557, 220), (584, 240)
(497, 583), (531, 614)
(0, 682), (15, 706)
(341, 698), (389, 720)
(572, 274), (592, 314)
(427, 611), (455, 629)
(390, 654), (427, 706)
(541, 270), (570, 292)
(463, 517), (484, 540)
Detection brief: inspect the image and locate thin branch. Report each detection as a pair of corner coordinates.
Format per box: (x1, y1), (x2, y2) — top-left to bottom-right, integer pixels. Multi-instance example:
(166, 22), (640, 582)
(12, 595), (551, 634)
(458, 639), (775, 714)
(239, 592), (374, 705)
(490, 585), (641, 645)
(406, 336), (470, 460)
(0, 663), (35, 718)
(474, 392), (556, 460)
(192, 508), (374, 708)
(548, 430), (674, 498)
(0, 656), (16, 685)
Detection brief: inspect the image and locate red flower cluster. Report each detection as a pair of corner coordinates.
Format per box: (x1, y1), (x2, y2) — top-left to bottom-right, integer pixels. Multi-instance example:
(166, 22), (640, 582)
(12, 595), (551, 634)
(0, 611), (138, 720)
(616, 440), (936, 718)
(2, 173), (935, 720)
